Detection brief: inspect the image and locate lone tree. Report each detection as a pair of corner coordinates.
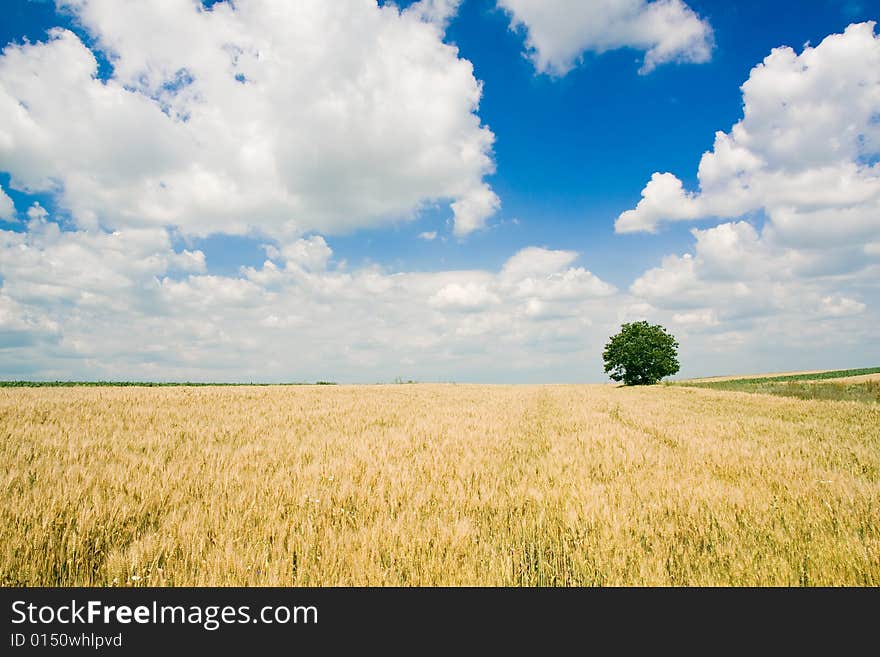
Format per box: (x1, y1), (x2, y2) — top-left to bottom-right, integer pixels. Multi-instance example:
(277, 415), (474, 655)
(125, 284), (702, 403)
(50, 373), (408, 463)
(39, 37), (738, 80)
(603, 321), (680, 385)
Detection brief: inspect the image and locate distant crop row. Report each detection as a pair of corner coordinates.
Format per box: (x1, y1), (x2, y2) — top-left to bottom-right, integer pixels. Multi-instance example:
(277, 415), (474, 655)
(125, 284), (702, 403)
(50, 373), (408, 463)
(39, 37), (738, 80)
(676, 367), (880, 403)
(681, 366), (880, 387)
(699, 380), (879, 403)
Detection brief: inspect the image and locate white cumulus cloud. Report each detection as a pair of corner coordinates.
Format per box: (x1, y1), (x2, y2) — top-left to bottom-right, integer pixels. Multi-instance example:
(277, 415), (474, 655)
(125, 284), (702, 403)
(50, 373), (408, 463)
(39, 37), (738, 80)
(819, 295), (866, 318)
(404, 0), (462, 29)
(450, 183), (501, 237)
(0, 0), (498, 238)
(0, 184), (15, 221)
(0, 203), (621, 381)
(616, 22), (880, 241)
(498, 0), (713, 75)
(429, 280), (500, 310)
(628, 219), (878, 370)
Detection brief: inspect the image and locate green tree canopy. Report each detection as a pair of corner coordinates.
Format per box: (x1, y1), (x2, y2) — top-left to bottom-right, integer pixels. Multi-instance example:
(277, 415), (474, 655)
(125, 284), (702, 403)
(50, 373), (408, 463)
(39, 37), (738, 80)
(603, 321), (680, 385)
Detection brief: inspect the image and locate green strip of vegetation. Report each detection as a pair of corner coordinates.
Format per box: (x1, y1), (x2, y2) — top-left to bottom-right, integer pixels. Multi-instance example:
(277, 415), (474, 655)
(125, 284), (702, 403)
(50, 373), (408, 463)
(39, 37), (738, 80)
(682, 366), (880, 387)
(675, 367), (880, 403)
(711, 380), (880, 403)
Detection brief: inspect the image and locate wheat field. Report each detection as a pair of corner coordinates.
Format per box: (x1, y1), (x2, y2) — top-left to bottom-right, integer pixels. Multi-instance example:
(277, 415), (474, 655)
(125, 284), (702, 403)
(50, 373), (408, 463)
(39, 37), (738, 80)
(1, 384), (878, 586)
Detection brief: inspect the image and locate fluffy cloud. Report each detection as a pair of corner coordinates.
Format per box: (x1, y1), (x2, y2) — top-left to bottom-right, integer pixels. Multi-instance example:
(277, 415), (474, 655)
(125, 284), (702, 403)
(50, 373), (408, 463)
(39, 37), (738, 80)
(0, 185), (14, 221)
(429, 280), (500, 311)
(629, 220), (878, 365)
(500, 247), (615, 301)
(615, 172), (700, 234)
(0, 211), (205, 310)
(0, 208), (621, 381)
(819, 295), (867, 318)
(0, 292), (59, 349)
(404, 0), (462, 29)
(634, 222), (809, 315)
(617, 22), (880, 239)
(498, 0), (713, 75)
(0, 0), (498, 238)
(1, 207), (874, 381)
(270, 236), (333, 273)
(671, 309), (718, 327)
(450, 183), (501, 237)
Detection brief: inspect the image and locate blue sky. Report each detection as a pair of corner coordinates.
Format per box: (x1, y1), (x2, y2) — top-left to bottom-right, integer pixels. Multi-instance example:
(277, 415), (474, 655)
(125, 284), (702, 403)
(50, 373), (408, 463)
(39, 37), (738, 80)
(0, 0), (878, 382)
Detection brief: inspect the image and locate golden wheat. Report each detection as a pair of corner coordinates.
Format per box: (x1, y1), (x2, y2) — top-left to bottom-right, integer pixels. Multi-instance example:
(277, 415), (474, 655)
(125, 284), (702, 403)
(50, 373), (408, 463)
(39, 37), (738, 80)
(1, 384), (878, 586)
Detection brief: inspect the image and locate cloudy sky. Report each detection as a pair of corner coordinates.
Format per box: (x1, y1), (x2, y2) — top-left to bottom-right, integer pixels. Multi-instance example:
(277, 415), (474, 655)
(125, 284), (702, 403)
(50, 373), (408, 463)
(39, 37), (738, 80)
(1, 0), (878, 383)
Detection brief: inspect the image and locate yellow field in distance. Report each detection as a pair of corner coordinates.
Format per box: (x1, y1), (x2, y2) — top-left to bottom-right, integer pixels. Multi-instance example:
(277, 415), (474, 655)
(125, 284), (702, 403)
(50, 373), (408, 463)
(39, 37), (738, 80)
(2, 384), (878, 586)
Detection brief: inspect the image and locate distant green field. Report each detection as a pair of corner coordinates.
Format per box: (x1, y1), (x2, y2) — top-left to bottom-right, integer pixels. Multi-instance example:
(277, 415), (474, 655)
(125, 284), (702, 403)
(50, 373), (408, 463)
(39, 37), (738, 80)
(677, 367), (880, 403)
(684, 367), (880, 386)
